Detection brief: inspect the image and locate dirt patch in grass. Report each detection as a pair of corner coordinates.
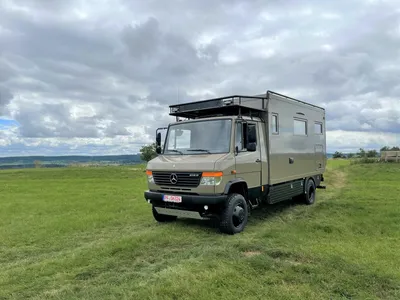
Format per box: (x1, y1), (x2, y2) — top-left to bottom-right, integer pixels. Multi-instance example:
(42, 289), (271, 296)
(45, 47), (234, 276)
(243, 251), (262, 257)
(283, 259), (303, 266)
(129, 168), (145, 171)
(330, 169), (347, 189)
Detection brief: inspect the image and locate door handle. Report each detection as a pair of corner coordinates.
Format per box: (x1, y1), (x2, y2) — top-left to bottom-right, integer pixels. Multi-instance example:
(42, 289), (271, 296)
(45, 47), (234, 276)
(255, 159), (261, 163)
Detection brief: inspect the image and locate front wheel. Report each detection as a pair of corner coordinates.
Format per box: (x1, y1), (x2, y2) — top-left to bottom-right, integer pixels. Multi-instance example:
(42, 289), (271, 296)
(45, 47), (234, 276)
(219, 193), (249, 234)
(152, 206), (177, 222)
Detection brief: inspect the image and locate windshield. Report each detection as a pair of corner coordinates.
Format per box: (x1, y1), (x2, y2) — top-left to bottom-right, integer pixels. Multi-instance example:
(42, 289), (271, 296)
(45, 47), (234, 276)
(164, 119), (232, 154)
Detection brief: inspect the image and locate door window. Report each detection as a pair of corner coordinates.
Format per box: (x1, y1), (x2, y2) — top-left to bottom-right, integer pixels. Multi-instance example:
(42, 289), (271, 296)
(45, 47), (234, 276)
(235, 122), (244, 150)
(236, 121), (257, 151)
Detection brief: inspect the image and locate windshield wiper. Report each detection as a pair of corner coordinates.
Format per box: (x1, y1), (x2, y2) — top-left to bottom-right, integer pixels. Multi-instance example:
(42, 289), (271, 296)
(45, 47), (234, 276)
(167, 149), (183, 155)
(187, 149), (211, 154)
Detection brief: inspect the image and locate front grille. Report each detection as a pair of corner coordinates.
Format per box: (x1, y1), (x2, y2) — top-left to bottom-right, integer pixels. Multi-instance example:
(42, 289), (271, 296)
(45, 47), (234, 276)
(153, 171), (202, 187)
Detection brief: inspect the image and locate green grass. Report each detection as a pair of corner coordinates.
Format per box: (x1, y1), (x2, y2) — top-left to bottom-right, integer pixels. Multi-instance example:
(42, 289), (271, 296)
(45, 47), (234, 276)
(0, 161), (399, 299)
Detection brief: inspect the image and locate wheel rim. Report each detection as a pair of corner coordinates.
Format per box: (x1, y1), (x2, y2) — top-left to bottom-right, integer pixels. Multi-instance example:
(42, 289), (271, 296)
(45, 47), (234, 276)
(232, 203), (246, 227)
(308, 186), (315, 202)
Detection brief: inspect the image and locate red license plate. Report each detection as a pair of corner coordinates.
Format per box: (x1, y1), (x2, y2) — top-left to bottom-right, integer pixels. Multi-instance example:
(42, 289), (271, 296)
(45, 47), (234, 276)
(163, 195), (182, 203)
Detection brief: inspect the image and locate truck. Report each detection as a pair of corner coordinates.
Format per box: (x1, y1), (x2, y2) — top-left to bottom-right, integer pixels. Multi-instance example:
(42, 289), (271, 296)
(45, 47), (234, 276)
(144, 90), (326, 234)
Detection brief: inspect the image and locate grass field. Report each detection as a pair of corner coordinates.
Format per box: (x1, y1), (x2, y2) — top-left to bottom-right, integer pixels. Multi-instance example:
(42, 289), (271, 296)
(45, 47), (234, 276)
(1, 160), (399, 299)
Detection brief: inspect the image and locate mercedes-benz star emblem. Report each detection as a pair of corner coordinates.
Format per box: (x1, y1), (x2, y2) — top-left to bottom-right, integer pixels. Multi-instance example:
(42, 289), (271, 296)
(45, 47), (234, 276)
(170, 173), (178, 184)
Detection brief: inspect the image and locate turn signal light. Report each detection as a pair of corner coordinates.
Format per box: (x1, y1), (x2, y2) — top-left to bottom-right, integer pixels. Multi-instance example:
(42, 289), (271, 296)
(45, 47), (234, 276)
(202, 171), (223, 177)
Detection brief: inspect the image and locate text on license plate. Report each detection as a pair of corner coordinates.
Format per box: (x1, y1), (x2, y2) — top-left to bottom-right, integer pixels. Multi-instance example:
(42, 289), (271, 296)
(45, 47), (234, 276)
(163, 195), (182, 203)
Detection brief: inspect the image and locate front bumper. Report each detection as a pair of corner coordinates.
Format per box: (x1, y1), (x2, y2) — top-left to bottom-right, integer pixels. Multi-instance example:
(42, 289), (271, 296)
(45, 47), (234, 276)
(144, 190), (227, 206)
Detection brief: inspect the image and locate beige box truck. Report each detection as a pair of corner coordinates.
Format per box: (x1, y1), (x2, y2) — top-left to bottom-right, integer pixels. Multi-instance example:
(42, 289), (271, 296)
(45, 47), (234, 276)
(144, 90), (326, 234)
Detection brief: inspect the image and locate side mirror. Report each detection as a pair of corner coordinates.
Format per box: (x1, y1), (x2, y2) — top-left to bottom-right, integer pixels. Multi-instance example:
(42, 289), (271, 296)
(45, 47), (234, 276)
(247, 142), (256, 152)
(156, 132), (162, 154)
(246, 124), (257, 151)
(247, 125), (257, 144)
(156, 132), (161, 146)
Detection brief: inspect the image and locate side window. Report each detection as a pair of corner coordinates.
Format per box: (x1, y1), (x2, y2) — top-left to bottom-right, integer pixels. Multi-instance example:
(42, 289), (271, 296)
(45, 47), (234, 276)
(314, 122), (323, 134)
(235, 122), (243, 150)
(271, 113), (279, 134)
(294, 118), (307, 136)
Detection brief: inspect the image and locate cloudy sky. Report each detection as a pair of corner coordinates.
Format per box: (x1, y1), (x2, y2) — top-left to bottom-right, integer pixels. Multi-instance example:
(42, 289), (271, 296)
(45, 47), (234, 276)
(0, 0), (399, 156)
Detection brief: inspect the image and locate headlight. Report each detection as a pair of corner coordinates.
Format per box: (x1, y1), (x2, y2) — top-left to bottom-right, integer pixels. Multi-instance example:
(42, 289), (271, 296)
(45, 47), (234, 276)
(200, 172), (223, 185)
(146, 170), (154, 183)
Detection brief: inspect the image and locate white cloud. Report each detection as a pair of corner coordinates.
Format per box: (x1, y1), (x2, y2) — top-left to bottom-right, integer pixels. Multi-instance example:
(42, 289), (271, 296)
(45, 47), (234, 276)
(327, 130), (400, 152)
(0, 0), (400, 156)
(321, 44), (334, 51)
(321, 13), (341, 19)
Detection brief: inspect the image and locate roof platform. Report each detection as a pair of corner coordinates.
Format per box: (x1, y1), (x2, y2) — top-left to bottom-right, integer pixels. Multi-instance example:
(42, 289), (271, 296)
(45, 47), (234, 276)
(169, 95), (267, 119)
(168, 90), (324, 119)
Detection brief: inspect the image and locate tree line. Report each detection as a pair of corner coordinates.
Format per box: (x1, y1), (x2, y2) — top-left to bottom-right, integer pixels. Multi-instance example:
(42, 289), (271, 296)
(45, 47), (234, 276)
(333, 146), (400, 159)
(140, 143), (400, 162)
(140, 143), (158, 162)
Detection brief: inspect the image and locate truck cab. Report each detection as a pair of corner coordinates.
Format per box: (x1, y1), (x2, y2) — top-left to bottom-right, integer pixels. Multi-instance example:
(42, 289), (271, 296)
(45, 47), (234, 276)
(144, 91), (326, 234)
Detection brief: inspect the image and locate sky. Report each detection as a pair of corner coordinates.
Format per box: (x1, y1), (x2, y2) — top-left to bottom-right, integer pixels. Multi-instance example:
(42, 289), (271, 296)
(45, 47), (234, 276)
(0, 0), (399, 157)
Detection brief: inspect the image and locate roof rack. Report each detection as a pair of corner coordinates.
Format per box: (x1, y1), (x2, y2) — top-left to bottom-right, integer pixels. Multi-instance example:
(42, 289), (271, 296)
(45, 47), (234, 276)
(168, 90), (324, 119)
(169, 95), (267, 119)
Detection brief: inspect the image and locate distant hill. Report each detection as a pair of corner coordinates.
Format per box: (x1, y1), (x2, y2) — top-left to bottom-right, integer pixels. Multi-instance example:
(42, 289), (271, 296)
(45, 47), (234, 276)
(0, 153), (335, 170)
(0, 155), (142, 169)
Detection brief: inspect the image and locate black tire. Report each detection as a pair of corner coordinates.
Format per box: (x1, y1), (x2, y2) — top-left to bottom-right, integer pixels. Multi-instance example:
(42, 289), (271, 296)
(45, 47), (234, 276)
(152, 206), (177, 222)
(303, 179), (316, 205)
(219, 193), (249, 234)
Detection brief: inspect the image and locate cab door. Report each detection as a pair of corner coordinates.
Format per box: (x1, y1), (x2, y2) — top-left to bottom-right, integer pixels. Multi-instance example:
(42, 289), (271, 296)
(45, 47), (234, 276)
(234, 120), (262, 197)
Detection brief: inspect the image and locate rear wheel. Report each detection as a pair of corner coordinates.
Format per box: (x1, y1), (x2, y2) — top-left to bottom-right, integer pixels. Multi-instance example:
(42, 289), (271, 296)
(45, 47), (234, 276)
(219, 193), (248, 234)
(303, 179), (316, 205)
(152, 206), (178, 222)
